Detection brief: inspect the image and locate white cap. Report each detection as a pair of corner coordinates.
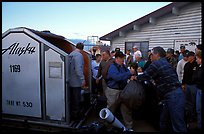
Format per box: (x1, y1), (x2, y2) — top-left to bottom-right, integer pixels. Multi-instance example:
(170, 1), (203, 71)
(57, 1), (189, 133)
(133, 46), (137, 49)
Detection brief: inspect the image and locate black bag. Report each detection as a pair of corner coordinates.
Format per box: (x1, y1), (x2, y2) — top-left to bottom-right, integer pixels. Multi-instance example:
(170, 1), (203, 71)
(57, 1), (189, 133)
(79, 121), (123, 132)
(119, 80), (145, 110)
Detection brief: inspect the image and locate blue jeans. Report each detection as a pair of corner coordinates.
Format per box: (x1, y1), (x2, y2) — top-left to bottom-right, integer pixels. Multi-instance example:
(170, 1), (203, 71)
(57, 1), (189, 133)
(160, 87), (187, 132)
(185, 84), (197, 120)
(196, 89), (202, 129)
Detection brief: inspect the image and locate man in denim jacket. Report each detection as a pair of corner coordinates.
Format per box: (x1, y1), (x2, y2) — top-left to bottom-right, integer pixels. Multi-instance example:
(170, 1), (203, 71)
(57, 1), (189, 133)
(68, 42), (86, 120)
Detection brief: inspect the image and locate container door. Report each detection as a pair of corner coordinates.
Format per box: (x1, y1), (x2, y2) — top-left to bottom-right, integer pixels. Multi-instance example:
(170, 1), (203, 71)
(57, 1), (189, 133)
(2, 33), (42, 117)
(44, 46), (65, 121)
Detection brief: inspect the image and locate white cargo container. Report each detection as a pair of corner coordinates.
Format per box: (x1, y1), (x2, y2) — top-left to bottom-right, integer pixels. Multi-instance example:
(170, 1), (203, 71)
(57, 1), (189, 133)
(2, 27), (92, 129)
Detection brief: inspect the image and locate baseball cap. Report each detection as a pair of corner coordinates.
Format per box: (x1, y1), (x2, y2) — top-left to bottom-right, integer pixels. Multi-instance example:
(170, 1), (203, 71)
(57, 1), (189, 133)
(196, 44), (202, 50)
(115, 51), (126, 58)
(132, 46), (137, 49)
(115, 48), (120, 52)
(183, 50), (189, 57)
(111, 50), (115, 53)
(187, 51), (195, 57)
(167, 48), (174, 54)
(180, 46), (185, 49)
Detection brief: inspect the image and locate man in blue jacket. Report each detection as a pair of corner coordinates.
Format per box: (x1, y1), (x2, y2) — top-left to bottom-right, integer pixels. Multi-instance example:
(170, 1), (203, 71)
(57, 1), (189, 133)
(106, 51), (135, 129)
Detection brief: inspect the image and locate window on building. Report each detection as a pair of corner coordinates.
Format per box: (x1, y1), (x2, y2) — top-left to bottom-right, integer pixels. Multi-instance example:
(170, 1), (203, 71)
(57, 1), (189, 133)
(125, 41), (149, 60)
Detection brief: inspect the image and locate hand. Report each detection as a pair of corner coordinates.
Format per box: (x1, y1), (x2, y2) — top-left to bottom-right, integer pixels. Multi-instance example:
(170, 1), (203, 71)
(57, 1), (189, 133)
(181, 84), (185, 91)
(81, 80), (86, 87)
(130, 75), (136, 81)
(96, 78), (99, 84)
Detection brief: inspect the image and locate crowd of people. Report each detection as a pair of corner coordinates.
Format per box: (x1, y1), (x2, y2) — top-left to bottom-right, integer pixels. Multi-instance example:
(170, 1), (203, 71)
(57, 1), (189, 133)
(70, 42), (202, 132)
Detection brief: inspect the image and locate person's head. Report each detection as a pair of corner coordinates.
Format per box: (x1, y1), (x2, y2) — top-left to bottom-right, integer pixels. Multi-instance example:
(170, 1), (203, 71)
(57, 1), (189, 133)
(102, 50), (111, 61)
(166, 48), (174, 58)
(183, 50), (189, 61)
(95, 54), (102, 62)
(195, 50), (202, 65)
(76, 42), (84, 51)
(187, 51), (195, 63)
(92, 47), (97, 54)
(195, 44), (202, 54)
(137, 67), (143, 73)
(180, 45), (185, 53)
(115, 51), (126, 65)
(147, 50), (152, 56)
(151, 46), (166, 61)
(130, 62), (138, 71)
(111, 50), (115, 57)
(135, 55), (141, 62)
(148, 53), (153, 61)
(126, 49), (131, 55)
(175, 50), (180, 56)
(132, 46), (138, 52)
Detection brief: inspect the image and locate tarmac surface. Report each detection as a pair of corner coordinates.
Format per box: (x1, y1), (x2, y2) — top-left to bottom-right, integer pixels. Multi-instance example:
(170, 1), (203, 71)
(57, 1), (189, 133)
(80, 103), (160, 132)
(2, 95), (201, 132)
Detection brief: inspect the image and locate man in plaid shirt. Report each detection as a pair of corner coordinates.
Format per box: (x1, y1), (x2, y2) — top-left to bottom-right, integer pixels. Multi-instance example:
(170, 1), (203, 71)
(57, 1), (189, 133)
(136, 46), (187, 132)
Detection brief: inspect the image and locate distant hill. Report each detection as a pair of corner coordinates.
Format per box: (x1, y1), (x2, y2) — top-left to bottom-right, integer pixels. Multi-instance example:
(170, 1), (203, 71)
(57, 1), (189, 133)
(68, 39), (96, 51)
(68, 39), (93, 45)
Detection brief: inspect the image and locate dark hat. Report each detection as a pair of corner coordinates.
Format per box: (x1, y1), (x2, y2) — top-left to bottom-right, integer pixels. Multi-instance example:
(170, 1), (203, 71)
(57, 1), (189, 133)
(187, 51), (195, 57)
(183, 50), (189, 57)
(115, 51), (126, 58)
(115, 48), (120, 52)
(167, 48), (174, 54)
(180, 45), (185, 49)
(196, 44), (202, 50)
(111, 50), (115, 53)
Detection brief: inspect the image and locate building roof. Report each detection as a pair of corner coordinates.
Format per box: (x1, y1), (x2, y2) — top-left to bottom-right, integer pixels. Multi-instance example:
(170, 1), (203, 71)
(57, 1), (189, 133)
(99, 2), (191, 41)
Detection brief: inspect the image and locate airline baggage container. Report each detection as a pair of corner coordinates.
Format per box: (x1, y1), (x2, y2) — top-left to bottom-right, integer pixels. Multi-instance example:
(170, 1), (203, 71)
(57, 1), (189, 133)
(2, 27), (92, 129)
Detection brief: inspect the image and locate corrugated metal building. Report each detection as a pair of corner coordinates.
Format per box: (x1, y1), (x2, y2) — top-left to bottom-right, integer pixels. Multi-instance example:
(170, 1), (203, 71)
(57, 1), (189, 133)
(100, 2), (202, 59)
